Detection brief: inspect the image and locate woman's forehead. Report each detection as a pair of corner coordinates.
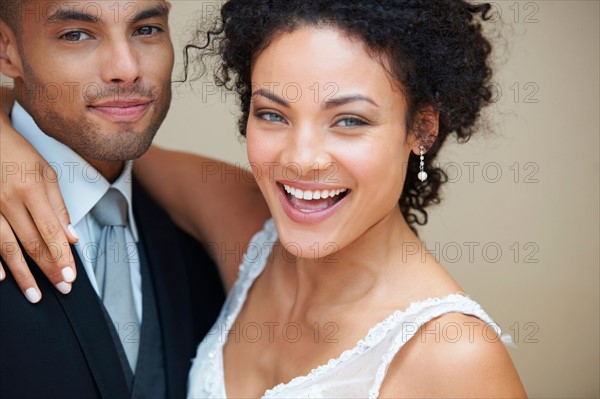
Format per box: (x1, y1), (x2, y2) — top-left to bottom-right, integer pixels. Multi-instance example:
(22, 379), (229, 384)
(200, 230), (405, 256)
(251, 27), (399, 98)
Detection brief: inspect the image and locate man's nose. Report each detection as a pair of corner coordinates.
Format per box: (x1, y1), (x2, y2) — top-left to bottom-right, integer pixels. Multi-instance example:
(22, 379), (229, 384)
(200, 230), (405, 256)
(100, 40), (141, 85)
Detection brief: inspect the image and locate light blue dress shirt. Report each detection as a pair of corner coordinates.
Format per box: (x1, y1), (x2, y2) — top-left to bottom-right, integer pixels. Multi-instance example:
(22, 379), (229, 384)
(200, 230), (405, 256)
(11, 102), (142, 322)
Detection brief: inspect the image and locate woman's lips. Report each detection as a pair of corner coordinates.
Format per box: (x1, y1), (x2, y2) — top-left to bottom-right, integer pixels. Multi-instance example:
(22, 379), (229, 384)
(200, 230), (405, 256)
(289, 195), (337, 212)
(277, 182), (350, 224)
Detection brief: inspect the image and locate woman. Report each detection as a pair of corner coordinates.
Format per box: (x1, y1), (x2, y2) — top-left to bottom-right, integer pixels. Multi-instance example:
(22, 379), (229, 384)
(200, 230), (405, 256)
(1, 0), (526, 397)
(182, 1), (526, 397)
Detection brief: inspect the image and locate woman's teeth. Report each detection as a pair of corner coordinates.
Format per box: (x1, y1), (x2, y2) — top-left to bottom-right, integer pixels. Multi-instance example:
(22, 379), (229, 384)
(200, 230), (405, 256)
(283, 185), (348, 200)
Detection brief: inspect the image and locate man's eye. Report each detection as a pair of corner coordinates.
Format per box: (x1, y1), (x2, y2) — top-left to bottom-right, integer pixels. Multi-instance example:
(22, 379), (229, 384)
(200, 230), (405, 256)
(61, 31), (92, 42)
(335, 117), (367, 127)
(133, 26), (162, 36)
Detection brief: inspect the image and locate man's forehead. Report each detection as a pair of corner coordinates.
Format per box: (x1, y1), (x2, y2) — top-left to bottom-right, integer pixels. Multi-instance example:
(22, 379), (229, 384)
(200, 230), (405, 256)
(22, 0), (169, 23)
(31, 0), (168, 7)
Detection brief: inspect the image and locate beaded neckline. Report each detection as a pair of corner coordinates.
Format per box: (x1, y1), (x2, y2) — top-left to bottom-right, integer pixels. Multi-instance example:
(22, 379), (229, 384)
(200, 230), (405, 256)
(262, 293), (478, 397)
(217, 220), (489, 398)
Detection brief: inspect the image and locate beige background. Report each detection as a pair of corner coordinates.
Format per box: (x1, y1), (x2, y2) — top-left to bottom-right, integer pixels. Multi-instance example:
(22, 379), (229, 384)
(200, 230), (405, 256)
(159, 1), (599, 397)
(1, 0), (597, 397)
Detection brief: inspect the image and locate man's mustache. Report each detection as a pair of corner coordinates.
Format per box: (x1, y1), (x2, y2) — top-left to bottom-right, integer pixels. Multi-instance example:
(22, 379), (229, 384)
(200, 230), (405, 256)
(83, 83), (157, 104)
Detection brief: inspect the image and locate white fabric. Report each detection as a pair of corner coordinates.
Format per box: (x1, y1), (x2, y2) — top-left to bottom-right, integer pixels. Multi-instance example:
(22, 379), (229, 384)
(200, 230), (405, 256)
(188, 218), (510, 398)
(11, 102), (142, 322)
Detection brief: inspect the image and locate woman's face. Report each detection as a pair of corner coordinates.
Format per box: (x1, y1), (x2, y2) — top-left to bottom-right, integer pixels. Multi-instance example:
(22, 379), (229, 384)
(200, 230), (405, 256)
(247, 27), (416, 258)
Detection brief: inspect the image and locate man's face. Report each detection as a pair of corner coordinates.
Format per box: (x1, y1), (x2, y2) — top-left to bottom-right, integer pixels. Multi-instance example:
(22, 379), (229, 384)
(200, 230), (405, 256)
(14, 0), (174, 162)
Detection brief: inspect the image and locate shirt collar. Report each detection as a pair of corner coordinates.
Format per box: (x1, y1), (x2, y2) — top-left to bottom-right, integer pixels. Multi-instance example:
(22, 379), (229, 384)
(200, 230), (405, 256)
(11, 101), (139, 241)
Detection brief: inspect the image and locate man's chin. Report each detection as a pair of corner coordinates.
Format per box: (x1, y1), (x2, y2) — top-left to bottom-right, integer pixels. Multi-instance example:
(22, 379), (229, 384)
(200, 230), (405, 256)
(89, 111), (155, 133)
(68, 126), (156, 163)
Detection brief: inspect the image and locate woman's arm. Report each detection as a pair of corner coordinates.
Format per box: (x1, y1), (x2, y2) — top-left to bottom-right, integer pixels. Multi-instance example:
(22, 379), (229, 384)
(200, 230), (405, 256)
(1, 85), (270, 296)
(0, 96), (79, 302)
(134, 147), (271, 290)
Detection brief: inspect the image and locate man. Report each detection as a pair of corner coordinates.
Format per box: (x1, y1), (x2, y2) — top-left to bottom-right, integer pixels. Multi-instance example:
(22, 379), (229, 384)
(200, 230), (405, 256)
(0, 1), (236, 397)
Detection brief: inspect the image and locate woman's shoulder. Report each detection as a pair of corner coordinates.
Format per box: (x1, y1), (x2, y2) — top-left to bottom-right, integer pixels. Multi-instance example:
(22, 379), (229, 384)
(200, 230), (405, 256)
(378, 306), (527, 398)
(373, 258), (527, 397)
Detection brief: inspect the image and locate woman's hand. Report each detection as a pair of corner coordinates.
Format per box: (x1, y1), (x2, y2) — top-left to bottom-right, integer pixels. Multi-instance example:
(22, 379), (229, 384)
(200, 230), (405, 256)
(0, 101), (79, 303)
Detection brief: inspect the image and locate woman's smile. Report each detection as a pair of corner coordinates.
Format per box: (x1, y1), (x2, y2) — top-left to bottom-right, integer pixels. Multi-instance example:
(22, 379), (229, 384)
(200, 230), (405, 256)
(247, 27), (410, 256)
(277, 181), (351, 223)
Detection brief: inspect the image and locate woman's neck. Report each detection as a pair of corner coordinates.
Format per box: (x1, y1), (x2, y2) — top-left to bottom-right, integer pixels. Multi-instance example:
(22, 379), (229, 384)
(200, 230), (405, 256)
(273, 207), (422, 318)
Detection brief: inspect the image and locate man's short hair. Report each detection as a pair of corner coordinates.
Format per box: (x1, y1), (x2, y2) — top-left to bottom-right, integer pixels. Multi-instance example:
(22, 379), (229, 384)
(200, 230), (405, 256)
(0, 1), (25, 33)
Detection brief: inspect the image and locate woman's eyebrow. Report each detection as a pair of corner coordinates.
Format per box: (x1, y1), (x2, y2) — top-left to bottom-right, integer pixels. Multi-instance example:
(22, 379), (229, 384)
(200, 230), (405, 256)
(323, 95), (379, 109)
(252, 89), (290, 108)
(252, 89), (379, 109)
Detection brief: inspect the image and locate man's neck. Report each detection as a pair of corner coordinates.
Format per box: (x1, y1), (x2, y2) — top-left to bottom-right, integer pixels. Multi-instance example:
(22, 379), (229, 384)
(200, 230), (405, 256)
(11, 93), (126, 183)
(84, 157), (126, 183)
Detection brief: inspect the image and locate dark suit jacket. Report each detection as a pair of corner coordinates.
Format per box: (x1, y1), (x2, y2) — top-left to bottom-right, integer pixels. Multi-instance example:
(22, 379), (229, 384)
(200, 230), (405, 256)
(0, 180), (225, 398)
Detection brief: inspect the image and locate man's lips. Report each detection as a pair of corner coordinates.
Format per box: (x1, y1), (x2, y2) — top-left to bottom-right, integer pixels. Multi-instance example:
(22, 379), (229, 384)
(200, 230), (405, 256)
(88, 100), (152, 121)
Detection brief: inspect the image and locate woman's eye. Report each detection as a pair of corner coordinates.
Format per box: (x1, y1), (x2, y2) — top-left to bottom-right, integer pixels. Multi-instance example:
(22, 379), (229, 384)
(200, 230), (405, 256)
(133, 26), (162, 36)
(258, 112), (285, 123)
(60, 31), (92, 42)
(336, 117), (367, 127)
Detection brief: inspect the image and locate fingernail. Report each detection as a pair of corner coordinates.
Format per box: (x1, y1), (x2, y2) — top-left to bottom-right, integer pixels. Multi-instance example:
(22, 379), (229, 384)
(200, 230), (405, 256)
(25, 287), (41, 303)
(62, 267), (75, 283)
(0, 268), (4, 281)
(67, 224), (79, 241)
(55, 282), (72, 294)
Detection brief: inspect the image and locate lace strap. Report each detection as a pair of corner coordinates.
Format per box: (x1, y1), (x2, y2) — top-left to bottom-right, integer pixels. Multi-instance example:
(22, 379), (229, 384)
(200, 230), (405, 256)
(220, 218), (278, 329)
(236, 218), (278, 281)
(367, 295), (502, 398)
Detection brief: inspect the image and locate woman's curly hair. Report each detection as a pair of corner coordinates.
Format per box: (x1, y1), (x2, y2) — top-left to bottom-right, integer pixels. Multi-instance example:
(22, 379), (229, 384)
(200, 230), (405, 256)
(184, 0), (495, 235)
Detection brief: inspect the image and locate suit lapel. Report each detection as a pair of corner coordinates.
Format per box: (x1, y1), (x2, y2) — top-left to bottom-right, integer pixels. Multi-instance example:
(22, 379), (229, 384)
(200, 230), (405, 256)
(50, 248), (130, 398)
(132, 182), (194, 399)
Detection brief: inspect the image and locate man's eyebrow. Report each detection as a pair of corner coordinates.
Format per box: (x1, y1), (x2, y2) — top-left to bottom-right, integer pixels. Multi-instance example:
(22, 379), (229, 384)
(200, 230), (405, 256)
(44, 4), (170, 26)
(252, 89), (290, 108)
(129, 4), (170, 25)
(45, 9), (101, 25)
(323, 95), (379, 109)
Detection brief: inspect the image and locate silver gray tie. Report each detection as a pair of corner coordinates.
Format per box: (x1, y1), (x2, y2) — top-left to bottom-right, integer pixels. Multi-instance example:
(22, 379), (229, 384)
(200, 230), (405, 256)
(91, 188), (139, 372)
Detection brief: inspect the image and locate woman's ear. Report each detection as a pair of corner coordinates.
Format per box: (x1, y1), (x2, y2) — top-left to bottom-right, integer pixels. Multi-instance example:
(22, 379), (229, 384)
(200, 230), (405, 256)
(0, 21), (24, 79)
(409, 105), (439, 155)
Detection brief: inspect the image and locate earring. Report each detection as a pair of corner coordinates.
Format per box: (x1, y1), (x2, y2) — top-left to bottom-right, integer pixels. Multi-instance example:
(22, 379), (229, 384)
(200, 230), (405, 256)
(418, 145), (428, 182)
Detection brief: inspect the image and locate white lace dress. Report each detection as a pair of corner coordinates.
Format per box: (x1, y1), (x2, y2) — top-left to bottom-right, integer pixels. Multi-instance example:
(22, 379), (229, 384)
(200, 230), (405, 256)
(187, 219), (509, 398)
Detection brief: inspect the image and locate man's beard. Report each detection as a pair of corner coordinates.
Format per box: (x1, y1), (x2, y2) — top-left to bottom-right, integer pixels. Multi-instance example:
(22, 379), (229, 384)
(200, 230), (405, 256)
(41, 103), (168, 162)
(20, 60), (171, 162)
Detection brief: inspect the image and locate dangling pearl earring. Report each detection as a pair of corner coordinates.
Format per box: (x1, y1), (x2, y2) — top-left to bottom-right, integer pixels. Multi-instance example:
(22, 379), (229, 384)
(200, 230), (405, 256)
(418, 145), (428, 182)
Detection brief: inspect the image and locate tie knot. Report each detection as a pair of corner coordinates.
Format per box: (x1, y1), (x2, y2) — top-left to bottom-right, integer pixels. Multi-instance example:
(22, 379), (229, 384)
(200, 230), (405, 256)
(91, 188), (128, 227)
